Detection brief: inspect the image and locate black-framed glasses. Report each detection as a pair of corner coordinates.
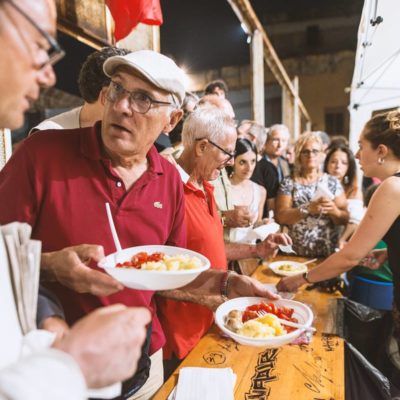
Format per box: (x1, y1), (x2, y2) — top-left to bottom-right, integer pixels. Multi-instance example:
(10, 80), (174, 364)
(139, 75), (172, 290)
(196, 138), (236, 162)
(5, 0), (65, 68)
(300, 149), (320, 156)
(107, 81), (174, 114)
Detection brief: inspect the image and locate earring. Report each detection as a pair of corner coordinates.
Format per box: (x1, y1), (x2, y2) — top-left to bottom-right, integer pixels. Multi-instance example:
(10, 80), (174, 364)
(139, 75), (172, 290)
(343, 176), (349, 185)
(378, 157), (385, 165)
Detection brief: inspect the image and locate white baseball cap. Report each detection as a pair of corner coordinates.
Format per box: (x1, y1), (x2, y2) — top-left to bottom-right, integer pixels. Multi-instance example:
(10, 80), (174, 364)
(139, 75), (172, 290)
(103, 50), (186, 106)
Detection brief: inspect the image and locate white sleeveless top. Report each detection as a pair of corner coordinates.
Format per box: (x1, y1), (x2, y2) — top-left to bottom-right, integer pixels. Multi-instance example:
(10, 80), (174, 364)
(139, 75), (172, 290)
(229, 181), (264, 243)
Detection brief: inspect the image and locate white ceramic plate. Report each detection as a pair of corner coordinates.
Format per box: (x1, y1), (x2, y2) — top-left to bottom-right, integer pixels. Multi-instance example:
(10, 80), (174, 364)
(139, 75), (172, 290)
(98, 245), (210, 291)
(215, 297), (313, 348)
(268, 260), (307, 277)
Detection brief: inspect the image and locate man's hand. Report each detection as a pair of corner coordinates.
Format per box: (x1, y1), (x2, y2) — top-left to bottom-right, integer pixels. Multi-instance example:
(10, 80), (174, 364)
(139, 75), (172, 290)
(256, 233), (292, 258)
(53, 304), (151, 389)
(229, 273), (280, 300)
(222, 207), (255, 228)
(41, 245), (123, 296)
(41, 316), (69, 340)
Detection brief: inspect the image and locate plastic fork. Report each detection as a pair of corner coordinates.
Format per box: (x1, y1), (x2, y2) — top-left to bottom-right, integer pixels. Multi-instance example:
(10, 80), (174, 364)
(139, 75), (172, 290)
(257, 310), (316, 333)
(278, 244), (296, 254)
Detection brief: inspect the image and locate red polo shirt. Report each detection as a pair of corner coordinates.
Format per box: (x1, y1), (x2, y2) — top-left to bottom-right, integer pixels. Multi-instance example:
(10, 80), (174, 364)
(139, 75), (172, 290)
(0, 123), (186, 354)
(157, 179), (227, 359)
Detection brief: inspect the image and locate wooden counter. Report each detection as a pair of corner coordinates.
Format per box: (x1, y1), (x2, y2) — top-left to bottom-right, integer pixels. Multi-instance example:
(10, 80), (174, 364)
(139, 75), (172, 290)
(154, 256), (344, 400)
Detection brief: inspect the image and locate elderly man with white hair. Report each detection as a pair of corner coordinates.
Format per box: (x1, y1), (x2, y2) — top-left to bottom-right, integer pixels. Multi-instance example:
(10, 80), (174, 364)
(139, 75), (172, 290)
(157, 105), (292, 375)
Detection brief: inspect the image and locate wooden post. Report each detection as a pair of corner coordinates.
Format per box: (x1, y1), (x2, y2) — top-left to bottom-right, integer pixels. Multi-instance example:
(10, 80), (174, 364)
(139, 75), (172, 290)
(251, 29), (265, 126)
(117, 24), (160, 52)
(282, 87), (294, 139)
(293, 76), (300, 139)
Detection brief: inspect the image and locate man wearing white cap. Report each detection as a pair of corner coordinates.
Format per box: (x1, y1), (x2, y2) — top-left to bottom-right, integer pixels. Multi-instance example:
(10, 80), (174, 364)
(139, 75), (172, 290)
(0, 49), (290, 398)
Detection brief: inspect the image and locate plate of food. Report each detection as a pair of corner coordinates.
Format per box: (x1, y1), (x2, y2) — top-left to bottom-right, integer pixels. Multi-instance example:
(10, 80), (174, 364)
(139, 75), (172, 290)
(267, 260), (308, 277)
(98, 245), (210, 291)
(215, 297), (313, 347)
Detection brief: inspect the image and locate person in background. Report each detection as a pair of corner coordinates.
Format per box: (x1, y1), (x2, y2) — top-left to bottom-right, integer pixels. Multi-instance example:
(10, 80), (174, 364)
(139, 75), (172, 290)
(162, 91), (199, 160)
(285, 140), (296, 174)
(213, 120), (266, 231)
(0, 1), (150, 399)
(262, 124), (291, 182)
(324, 144), (364, 248)
(237, 119), (267, 156)
(251, 124), (291, 216)
(328, 135), (349, 150)
(32, 46), (129, 131)
(277, 110), (400, 385)
(314, 130), (331, 152)
(204, 79), (228, 99)
(157, 105), (292, 378)
(227, 138), (271, 243)
(275, 132), (349, 257)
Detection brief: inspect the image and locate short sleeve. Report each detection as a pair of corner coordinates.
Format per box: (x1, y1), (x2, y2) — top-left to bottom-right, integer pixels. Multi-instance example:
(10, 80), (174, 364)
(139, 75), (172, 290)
(278, 177), (294, 196)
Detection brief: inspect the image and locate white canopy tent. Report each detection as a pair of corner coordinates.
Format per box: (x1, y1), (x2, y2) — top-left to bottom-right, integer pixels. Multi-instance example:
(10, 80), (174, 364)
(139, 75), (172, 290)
(349, 0), (400, 150)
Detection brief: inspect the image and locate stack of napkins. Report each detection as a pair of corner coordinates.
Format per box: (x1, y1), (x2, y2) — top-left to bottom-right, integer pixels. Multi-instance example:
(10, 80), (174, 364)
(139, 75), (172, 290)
(169, 367), (236, 400)
(1, 222), (41, 334)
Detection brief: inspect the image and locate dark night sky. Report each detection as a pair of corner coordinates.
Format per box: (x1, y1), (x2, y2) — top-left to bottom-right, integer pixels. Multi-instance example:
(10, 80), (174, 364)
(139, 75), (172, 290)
(159, 0), (360, 72)
(160, 0), (249, 72)
(53, 0), (361, 95)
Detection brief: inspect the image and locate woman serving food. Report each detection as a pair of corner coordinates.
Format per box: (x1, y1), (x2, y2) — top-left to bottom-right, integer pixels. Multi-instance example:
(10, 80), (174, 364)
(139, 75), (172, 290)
(277, 110), (400, 383)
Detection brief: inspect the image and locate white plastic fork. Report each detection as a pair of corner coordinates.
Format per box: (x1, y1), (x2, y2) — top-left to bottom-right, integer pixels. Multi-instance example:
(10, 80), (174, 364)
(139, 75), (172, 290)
(278, 244), (296, 254)
(257, 310), (316, 333)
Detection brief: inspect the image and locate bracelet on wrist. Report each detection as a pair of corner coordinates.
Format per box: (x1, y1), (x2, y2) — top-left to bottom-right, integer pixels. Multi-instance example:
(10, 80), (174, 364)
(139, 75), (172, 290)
(299, 203), (309, 217)
(220, 270), (235, 301)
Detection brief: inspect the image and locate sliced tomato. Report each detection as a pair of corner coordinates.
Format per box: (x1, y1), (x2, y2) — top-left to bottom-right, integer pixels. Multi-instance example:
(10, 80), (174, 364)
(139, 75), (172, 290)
(130, 252), (148, 267)
(242, 310), (258, 322)
(148, 252), (165, 262)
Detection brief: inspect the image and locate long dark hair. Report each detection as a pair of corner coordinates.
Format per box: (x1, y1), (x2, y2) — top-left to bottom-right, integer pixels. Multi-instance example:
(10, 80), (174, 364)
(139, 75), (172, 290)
(226, 138), (257, 176)
(324, 144), (358, 197)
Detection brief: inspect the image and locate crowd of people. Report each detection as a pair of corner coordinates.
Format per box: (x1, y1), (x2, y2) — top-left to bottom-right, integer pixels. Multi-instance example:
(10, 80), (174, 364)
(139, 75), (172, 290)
(1, 0), (400, 399)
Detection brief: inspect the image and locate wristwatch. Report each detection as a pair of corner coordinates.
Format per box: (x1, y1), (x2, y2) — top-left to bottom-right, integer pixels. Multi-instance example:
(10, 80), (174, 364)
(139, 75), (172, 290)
(299, 203), (309, 216)
(302, 271), (312, 284)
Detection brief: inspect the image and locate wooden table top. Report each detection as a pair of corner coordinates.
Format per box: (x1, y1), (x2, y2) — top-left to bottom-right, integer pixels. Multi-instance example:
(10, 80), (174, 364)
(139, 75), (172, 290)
(154, 256), (344, 400)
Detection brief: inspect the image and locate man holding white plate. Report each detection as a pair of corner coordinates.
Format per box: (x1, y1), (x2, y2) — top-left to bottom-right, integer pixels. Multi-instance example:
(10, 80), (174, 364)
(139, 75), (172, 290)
(0, 49), (291, 398)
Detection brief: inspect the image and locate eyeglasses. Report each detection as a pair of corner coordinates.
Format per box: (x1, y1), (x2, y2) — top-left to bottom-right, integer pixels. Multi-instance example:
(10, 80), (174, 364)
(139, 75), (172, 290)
(300, 149), (320, 156)
(5, 0), (65, 68)
(107, 81), (174, 114)
(195, 138), (236, 162)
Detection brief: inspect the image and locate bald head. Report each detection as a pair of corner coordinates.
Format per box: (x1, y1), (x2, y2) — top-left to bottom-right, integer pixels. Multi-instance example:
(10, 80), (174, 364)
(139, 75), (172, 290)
(198, 94), (235, 120)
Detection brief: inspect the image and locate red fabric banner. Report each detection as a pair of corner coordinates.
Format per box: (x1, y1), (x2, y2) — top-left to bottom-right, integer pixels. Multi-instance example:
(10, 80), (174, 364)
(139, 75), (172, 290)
(106, 0), (163, 42)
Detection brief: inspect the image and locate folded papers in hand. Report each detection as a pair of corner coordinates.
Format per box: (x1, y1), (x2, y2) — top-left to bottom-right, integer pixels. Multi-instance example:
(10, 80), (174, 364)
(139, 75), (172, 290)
(168, 367), (236, 400)
(311, 182), (334, 201)
(230, 222), (280, 244)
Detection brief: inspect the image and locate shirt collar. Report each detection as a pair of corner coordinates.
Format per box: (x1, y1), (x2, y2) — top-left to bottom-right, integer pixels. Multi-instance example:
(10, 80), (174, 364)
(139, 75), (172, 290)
(176, 164), (190, 184)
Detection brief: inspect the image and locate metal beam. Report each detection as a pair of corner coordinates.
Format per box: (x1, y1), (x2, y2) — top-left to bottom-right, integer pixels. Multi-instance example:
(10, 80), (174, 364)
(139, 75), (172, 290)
(227, 0), (311, 123)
